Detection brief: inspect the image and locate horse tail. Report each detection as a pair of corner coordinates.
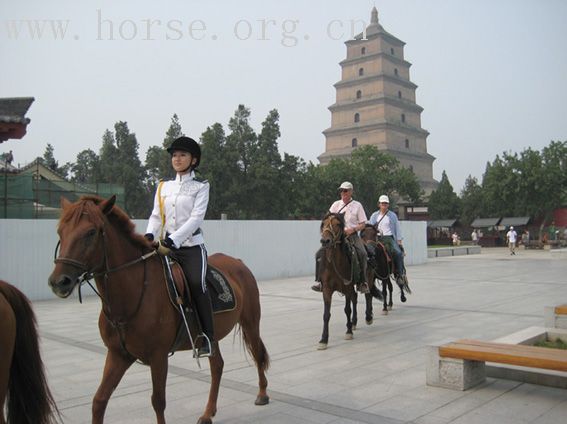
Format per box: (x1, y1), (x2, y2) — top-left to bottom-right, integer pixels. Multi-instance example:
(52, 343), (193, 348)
(241, 324), (270, 372)
(0, 281), (61, 424)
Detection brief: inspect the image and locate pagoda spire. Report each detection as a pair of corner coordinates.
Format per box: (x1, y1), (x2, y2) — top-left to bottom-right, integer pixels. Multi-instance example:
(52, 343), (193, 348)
(371, 6), (379, 24)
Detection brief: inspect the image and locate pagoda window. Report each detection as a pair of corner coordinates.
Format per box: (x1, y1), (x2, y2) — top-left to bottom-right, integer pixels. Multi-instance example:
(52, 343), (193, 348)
(352, 138), (358, 147)
(401, 114), (406, 123)
(398, 91), (402, 98)
(391, 47), (395, 55)
(354, 113), (360, 123)
(361, 47), (366, 55)
(405, 139), (410, 148)
(356, 90), (362, 99)
(394, 68), (399, 76)
(358, 68), (364, 76)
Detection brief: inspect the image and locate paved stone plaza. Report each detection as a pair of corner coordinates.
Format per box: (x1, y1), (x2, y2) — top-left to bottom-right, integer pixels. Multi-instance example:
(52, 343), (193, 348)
(34, 248), (567, 423)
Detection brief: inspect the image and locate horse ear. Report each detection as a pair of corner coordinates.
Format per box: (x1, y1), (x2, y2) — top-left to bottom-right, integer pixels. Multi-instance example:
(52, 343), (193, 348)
(99, 195), (116, 215)
(60, 196), (72, 210)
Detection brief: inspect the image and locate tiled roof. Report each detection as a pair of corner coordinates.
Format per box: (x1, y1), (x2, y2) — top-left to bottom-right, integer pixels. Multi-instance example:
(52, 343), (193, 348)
(470, 218), (501, 227)
(0, 97), (35, 124)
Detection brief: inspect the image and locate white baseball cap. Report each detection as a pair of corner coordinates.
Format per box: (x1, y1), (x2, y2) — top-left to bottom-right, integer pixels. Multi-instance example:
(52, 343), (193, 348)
(379, 195), (390, 203)
(510, 226), (514, 229)
(338, 181), (353, 190)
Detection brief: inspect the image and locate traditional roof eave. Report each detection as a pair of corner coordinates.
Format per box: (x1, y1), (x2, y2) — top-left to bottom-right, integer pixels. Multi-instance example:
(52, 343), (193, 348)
(323, 120), (430, 138)
(334, 74), (418, 90)
(0, 97), (35, 143)
(328, 96), (424, 113)
(339, 52), (412, 68)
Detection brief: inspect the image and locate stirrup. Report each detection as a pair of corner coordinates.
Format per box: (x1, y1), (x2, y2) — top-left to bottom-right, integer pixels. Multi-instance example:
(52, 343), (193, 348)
(193, 334), (214, 358)
(357, 282), (369, 294)
(311, 282), (323, 292)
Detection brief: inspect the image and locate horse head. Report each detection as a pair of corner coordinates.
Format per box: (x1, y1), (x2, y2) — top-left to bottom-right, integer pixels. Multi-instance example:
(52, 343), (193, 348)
(48, 195), (118, 298)
(320, 212), (345, 248)
(360, 223), (379, 243)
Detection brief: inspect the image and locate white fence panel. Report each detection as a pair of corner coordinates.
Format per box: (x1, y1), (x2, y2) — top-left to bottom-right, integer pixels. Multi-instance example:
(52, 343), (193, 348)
(1, 219), (426, 301)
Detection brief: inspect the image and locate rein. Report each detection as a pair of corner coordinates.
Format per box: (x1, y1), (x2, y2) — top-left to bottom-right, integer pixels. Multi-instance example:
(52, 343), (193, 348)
(53, 230), (158, 360)
(321, 217), (353, 285)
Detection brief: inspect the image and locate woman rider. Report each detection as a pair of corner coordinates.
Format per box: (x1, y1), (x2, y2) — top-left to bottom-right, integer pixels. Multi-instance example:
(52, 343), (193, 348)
(145, 136), (215, 357)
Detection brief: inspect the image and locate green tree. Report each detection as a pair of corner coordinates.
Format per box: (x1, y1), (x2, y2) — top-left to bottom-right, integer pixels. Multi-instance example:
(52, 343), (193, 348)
(42, 143), (70, 178)
(428, 170), (461, 219)
(199, 123), (241, 218)
(145, 114), (183, 186)
(459, 175), (483, 225)
(71, 149), (100, 184)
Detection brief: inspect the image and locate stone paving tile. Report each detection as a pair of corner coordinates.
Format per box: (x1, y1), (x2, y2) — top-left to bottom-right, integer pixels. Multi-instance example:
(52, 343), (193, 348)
(29, 248), (567, 423)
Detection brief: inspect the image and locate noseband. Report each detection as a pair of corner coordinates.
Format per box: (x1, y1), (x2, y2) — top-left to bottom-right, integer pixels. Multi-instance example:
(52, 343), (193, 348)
(321, 217), (344, 248)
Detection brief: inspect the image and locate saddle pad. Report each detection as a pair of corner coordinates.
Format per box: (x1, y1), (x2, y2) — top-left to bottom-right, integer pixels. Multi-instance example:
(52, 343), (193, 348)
(206, 265), (237, 313)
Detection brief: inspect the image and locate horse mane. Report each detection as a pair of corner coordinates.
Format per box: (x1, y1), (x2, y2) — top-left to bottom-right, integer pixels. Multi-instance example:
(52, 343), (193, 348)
(59, 196), (151, 249)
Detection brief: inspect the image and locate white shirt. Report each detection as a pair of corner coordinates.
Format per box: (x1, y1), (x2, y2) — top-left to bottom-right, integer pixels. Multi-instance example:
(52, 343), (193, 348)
(329, 199), (367, 229)
(373, 212), (393, 236)
(146, 172), (209, 248)
(506, 230), (517, 243)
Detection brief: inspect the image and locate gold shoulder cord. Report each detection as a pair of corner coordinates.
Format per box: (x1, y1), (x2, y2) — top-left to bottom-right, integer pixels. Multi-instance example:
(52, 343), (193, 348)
(157, 181), (165, 241)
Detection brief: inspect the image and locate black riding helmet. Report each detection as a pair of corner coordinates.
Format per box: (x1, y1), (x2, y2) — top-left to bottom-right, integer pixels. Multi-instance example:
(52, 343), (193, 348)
(167, 136), (201, 168)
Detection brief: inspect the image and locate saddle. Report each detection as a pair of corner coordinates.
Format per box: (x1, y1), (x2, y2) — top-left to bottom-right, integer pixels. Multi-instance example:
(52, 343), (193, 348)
(343, 237), (365, 285)
(160, 256), (237, 353)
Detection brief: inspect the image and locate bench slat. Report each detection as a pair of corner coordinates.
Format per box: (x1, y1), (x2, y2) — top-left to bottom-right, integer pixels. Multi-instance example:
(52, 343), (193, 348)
(555, 305), (567, 315)
(440, 339), (567, 372)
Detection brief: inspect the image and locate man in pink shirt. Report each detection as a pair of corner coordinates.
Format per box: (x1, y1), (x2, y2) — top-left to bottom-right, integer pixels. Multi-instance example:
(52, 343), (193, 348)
(312, 181), (369, 293)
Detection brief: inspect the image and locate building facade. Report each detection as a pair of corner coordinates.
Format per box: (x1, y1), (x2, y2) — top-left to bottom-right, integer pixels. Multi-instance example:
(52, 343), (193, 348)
(319, 8), (437, 195)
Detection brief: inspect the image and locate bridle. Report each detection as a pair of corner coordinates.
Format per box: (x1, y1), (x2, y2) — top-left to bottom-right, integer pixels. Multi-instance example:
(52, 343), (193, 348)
(361, 224), (390, 280)
(321, 215), (353, 284)
(53, 225), (158, 361)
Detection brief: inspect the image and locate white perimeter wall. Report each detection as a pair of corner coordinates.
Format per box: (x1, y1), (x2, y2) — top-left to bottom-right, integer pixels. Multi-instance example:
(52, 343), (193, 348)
(0, 219), (426, 301)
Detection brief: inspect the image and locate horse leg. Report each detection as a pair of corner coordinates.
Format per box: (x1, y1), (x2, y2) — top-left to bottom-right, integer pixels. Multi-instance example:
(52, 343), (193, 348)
(400, 287), (407, 303)
(149, 353), (168, 424)
(92, 350), (134, 424)
(344, 295), (353, 340)
(365, 293), (373, 325)
(318, 292), (332, 350)
(240, 319), (269, 406)
(381, 279), (388, 315)
(388, 279), (394, 308)
(351, 291), (358, 331)
(198, 345), (223, 424)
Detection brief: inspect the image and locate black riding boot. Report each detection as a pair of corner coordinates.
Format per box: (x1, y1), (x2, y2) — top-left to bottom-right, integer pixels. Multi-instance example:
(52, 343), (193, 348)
(194, 293), (215, 357)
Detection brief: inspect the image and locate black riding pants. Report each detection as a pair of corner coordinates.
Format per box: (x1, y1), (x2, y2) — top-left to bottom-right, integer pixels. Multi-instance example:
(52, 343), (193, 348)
(170, 245), (215, 342)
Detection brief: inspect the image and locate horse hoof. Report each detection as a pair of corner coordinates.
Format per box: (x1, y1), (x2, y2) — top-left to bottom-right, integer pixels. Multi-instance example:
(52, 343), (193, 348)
(197, 417), (213, 424)
(317, 342), (328, 350)
(255, 395), (270, 406)
(344, 333), (353, 340)
(381, 310), (388, 315)
(366, 319), (373, 325)
(401, 297), (407, 303)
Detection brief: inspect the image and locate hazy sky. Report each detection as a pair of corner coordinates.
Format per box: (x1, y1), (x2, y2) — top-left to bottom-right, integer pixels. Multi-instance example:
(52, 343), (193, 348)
(1, 0), (566, 191)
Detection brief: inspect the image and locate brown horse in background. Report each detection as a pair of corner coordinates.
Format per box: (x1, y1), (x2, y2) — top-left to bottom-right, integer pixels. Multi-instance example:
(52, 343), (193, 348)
(0, 280), (60, 424)
(317, 212), (374, 350)
(361, 224), (409, 314)
(48, 196), (269, 424)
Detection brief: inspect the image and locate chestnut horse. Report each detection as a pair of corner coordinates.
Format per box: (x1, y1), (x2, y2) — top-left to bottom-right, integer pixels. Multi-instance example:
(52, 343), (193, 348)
(317, 212), (374, 350)
(0, 280), (60, 424)
(361, 224), (410, 314)
(48, 196), (269, 424)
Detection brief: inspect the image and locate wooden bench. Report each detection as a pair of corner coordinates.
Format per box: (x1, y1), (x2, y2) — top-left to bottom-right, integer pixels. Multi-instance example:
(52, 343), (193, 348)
(545, 305), (567, 329)
(427, 339), (567, 390)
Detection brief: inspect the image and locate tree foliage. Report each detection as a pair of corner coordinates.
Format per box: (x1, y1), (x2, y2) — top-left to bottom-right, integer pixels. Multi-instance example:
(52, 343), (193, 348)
(428, 170), (461, 220)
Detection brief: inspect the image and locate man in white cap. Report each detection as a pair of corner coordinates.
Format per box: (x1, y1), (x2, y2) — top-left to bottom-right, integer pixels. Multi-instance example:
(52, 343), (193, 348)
(368, 195), (407, 287)
(506, 226), (517, 255)
(312, 181), (369, 293)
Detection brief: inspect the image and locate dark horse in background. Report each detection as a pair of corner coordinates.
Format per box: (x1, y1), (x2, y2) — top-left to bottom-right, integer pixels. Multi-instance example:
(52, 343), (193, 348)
(317, 212), (377, 350)
(0, 280), (60, 424)
(48, 196), (269, 424)
(361, 224), (411, 314)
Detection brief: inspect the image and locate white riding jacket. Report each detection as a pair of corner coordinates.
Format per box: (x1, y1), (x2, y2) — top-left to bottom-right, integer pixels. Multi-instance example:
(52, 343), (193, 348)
(146, 172), (209, 248)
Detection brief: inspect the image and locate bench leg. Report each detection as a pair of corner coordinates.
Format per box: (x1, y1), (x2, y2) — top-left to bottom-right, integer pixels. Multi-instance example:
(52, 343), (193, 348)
(544, 306), (567, 329)
(426, 346), (486, 390)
